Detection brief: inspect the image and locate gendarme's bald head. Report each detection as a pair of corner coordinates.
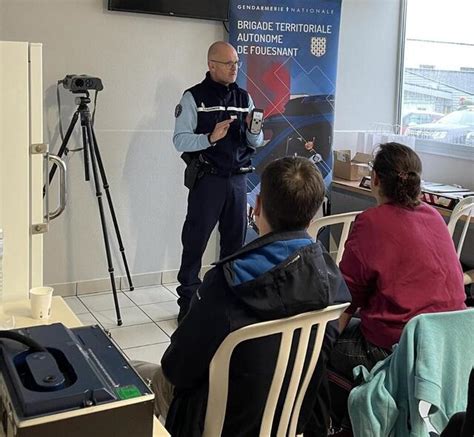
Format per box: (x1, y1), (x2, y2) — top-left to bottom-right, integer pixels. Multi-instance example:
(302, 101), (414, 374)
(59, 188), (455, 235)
(207, 41), (239, 86)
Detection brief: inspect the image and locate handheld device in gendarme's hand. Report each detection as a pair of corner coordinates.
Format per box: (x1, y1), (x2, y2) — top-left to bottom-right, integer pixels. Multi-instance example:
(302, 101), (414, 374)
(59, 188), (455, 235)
(249, 108), (264, 135)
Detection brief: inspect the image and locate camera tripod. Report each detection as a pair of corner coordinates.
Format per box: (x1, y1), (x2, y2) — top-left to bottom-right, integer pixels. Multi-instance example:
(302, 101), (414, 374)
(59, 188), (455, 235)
(48, 92), (134, 326)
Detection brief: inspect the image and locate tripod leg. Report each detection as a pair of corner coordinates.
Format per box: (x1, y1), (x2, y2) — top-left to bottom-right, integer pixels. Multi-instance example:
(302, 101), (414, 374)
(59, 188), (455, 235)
(90, 129), (135, 292)
(84, 121), (123, 326)
(46, 110), (79, 193)
(81, 124), (90, 182)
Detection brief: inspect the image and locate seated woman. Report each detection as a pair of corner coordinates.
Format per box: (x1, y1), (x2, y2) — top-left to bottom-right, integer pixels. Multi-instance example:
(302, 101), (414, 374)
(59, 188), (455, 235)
(328, 142), (467, 433)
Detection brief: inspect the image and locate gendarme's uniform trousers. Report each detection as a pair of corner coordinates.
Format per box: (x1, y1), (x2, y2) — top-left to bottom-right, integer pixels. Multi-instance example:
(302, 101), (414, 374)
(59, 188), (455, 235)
(177, 173), (247, 309)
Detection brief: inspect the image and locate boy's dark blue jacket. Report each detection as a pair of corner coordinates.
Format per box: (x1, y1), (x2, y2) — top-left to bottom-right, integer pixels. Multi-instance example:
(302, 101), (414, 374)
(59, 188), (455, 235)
(162, 230), (351, 437)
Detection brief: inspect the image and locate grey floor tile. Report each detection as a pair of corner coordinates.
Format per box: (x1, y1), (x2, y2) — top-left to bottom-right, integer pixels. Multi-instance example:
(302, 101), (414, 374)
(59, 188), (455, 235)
(63, 296), (89, 315)
(163, 283), (179, 297)
(124, 342), (170, 365)
(125, 286), (176, 306)
(156, 319), (178, 338)
(140, 301), (179, 322)
(109, 322), (169, 349)
(79, 292), (135, 313)
(76, 312), (100, 326)
(92, 306), (152, 329)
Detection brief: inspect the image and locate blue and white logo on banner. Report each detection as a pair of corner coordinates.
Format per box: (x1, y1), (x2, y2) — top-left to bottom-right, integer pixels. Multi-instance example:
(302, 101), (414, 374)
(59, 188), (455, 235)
(229, 0), (342, 213)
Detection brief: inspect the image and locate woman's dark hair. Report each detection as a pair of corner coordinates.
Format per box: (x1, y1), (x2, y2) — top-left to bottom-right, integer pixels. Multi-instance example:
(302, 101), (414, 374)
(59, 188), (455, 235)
(372, 142), (422, 208)
(260, 157), (325, 231)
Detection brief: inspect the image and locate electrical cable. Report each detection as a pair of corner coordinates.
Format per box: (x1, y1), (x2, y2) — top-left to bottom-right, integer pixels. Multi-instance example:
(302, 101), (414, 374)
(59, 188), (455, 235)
(57, 80), (65, 143)
(0, 331), (46, 353)
(91, 89), (99, 127)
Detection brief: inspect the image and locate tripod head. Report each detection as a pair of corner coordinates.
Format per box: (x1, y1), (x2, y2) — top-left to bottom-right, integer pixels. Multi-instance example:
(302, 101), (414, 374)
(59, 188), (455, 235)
(75, 94), (91, 107)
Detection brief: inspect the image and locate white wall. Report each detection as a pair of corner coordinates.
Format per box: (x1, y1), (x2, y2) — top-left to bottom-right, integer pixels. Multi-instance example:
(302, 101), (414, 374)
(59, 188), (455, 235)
(335, 0), (401, 130)
(1, 0), (224, 285)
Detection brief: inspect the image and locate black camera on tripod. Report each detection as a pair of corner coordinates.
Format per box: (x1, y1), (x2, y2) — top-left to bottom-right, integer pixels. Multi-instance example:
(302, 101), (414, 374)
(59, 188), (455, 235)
(61, 74), (103, 93)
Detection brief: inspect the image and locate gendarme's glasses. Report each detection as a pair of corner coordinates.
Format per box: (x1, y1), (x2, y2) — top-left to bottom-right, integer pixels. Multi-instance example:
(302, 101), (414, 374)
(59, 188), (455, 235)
(210, 60), (242, 69)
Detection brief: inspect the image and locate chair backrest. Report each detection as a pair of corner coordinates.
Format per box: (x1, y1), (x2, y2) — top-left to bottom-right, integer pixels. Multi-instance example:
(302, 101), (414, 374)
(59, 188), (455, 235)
(309, 211), (361, 265)
(202, 302), (350, 437)
(447, 196), (474, 258)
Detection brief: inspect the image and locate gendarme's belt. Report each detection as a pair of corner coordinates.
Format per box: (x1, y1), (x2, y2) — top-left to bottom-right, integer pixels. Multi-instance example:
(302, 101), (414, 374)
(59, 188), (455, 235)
(199, 155), (255, 176)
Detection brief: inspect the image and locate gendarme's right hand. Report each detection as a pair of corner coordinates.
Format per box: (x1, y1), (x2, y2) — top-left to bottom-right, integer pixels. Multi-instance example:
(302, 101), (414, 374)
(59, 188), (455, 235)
(209, 118), (234, 144)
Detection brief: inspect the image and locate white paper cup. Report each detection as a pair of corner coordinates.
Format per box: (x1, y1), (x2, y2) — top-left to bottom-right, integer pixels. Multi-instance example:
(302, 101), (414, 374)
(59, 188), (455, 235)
(30, 286), (54, 320)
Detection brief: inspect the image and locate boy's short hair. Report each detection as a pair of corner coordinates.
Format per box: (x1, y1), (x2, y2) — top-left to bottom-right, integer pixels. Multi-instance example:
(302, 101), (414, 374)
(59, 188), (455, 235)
(260, 157), (325, 232)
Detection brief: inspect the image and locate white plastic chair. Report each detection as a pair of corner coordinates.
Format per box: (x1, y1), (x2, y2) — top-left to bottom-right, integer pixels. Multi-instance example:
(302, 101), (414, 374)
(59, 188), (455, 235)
(309, 211), (361, 265)
(202, 303), (350, 437)
(447, 196), (474, 285)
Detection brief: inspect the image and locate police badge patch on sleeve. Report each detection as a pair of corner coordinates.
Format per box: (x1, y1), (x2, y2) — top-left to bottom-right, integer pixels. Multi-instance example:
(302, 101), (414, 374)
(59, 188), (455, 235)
(175, 104), (182, 118)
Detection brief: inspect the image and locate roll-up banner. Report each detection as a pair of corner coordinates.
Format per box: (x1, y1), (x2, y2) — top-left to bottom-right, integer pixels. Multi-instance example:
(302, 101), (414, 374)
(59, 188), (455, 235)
(229, 0), (342, 217)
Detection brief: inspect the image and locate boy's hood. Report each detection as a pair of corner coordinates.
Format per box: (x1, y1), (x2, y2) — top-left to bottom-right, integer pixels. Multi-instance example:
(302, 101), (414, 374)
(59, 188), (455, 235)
(218, 231), (331, 320)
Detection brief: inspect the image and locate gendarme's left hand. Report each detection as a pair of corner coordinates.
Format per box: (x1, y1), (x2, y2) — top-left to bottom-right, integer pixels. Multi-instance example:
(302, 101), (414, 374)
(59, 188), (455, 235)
(210, 118), (234, 143)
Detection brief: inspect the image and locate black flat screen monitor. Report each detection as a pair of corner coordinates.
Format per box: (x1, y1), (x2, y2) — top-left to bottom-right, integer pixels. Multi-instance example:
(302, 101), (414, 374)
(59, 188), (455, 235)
(108, 0), (229, 22)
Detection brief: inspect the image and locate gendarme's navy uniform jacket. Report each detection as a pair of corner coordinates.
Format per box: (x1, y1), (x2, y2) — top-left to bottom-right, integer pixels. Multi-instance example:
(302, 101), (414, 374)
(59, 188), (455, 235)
(173, 72), (263, 175)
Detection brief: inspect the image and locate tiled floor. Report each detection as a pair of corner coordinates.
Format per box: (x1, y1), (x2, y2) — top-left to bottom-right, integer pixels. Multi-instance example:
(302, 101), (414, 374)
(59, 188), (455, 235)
(64, 284), (179, 365)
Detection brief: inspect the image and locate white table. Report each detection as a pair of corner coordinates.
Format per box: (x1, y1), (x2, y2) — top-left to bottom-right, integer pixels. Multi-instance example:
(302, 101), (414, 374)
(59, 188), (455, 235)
(1, 296), (83, 328)
(0, 296), (170, 437)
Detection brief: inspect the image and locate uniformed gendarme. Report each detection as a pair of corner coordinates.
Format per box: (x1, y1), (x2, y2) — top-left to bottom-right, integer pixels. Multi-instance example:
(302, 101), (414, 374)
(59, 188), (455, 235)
(173, 41), (264, 322)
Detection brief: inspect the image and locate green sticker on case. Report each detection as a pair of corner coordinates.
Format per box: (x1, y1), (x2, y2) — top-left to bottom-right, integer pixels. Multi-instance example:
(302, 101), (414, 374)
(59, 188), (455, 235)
(116, 385), (142, 400)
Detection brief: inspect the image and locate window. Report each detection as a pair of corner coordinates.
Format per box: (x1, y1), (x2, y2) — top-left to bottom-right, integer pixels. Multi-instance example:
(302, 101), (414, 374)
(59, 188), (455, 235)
(400, 0), (474, 157)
